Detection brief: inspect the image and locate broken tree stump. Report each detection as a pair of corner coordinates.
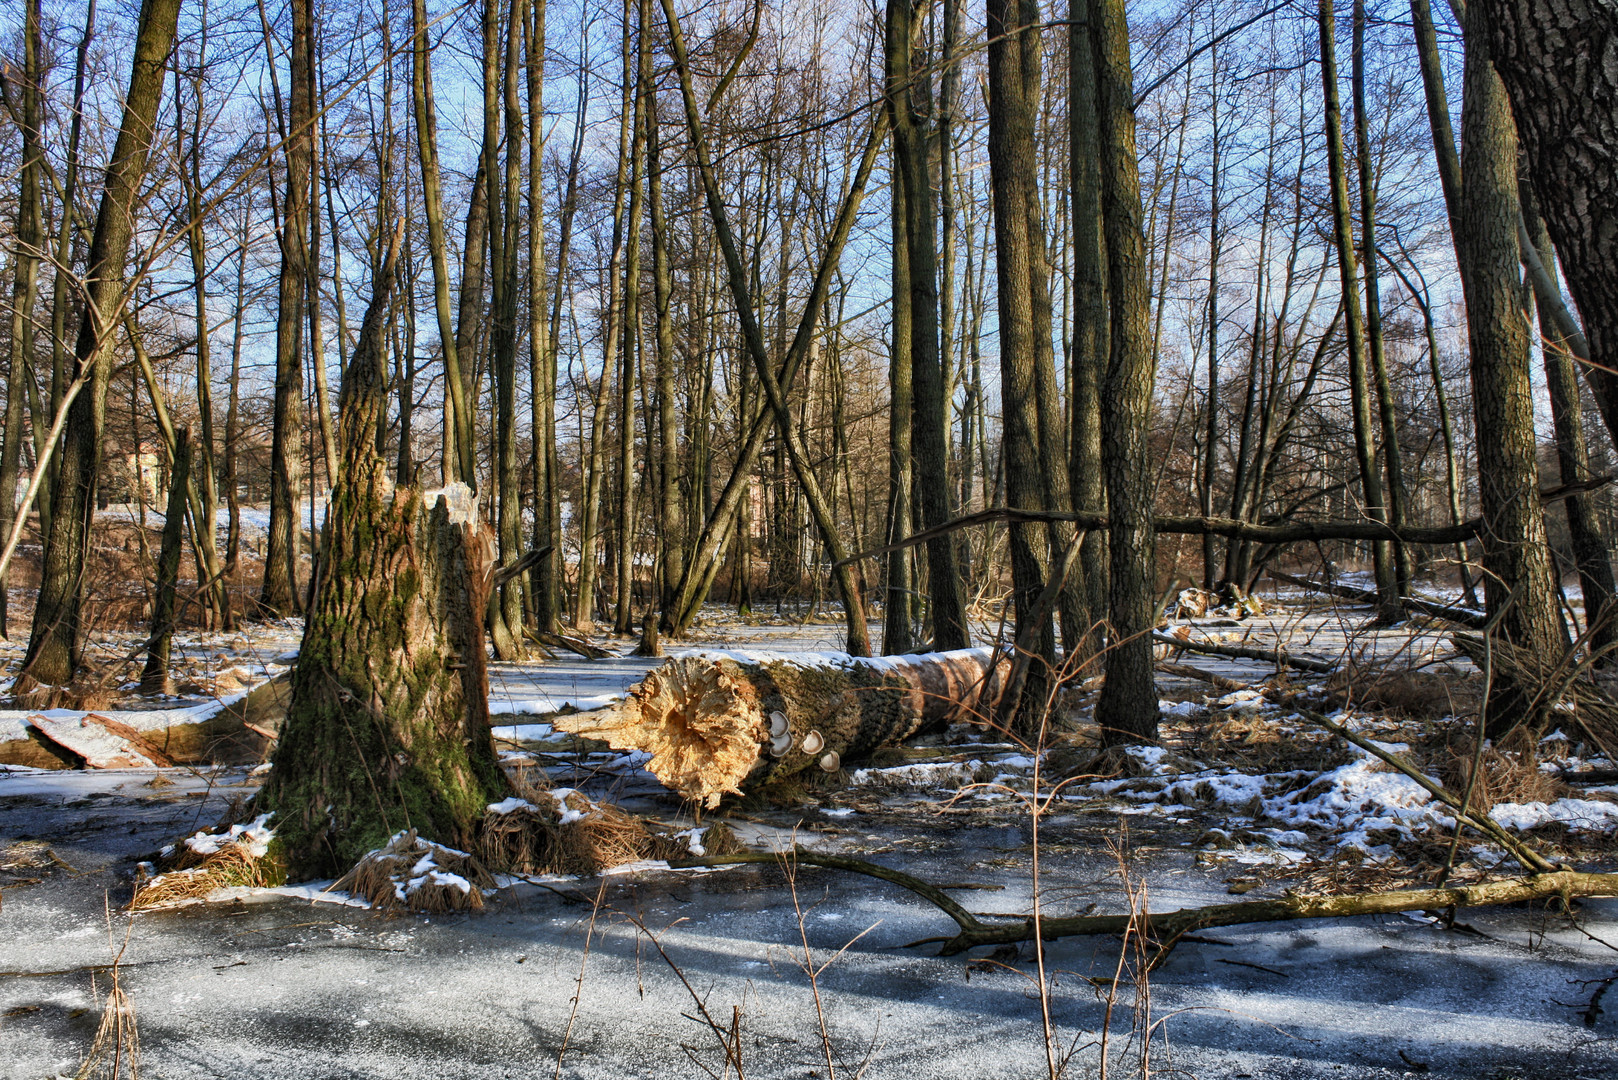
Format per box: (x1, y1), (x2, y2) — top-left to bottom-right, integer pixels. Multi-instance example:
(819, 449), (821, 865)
(256, 246), (508, 879)
(555, 648), (1007, 807)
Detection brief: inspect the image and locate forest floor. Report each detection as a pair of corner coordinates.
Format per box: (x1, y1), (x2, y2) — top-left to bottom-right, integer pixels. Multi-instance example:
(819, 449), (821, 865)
(3, 583), (1618, 1078)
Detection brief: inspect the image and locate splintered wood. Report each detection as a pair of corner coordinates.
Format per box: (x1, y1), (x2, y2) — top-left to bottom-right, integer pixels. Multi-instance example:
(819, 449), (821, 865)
(555, 648), (1005, 807)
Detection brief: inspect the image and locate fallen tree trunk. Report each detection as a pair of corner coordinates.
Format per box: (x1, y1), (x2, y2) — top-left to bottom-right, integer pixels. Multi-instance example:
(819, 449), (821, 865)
(1152, 630), (1337, 674)
(554, 648), (1006, 807)
(1268, 570), (1488, 628)
(670, 848), (1618, 957)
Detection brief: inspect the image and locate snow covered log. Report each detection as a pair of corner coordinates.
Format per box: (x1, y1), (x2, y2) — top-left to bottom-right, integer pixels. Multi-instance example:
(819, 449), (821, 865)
(554, 648), (1007, 807)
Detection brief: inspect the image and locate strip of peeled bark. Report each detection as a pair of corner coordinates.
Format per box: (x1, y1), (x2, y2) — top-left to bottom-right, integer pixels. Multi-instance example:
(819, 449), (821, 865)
(556, 649), (1006, 807)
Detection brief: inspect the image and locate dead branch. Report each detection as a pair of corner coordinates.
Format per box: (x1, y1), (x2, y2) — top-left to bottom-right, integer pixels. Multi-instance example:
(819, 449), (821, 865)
(1292, 704), (1561, 874)
(1268, 570), (1488, 628)
(1152, 630), (1337, 674)
(1154, 661), (1247, 692)
(833, 478), (1615, 569)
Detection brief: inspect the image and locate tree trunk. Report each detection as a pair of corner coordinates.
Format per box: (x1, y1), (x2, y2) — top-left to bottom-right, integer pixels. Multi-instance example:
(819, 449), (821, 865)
(615, 0), (648, 636)
(1069, 1), (1109, 632)
(988, 0), (1058, 726)
(1522, 194), (1617, 659)
(141, 431), (189, 694)
(179, 53), (225, 630)
(412, 0), (476, 486)
(0, 0), (43, 640)
(526, 0), (559, 635)
(556, 649), (1006, 807)
(577, 6), (637, 633)
(1454, 7), (1569, 697)
(1089, 0), (1160, 744)
(260, 0), (315, 618)
(1318, 0), (1399, 625)
(884, 168), (915, 655)
(647, 66), (681, 621)
(659, 0), (872, 656)
(1354, 0), (1413, 597)
(259, 245), (506, 882)
(885, 0), (969, 652)
(18, 0), (181, 687)
(1473, 0), (1618, 453)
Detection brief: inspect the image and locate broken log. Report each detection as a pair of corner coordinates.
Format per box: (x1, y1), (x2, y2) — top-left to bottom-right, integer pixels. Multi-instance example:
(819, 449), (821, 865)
(554, 648), (1006, 807)
(1152, 630), (1337, 675)
(1268, 570), (1488, 628)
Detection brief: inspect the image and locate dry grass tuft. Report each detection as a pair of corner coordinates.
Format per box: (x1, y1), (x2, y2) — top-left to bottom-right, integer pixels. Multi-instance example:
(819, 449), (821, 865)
(478, 789), (747, 874)
(76, 976), (138, 1080)
(479, 790), (652, 875)
(129, 817), (284, 910)
(1327, 665), (1478, 722)
(645, 820), (743, 861)
(332, 830), (495, 913)
(1436, 742), (1567, 811)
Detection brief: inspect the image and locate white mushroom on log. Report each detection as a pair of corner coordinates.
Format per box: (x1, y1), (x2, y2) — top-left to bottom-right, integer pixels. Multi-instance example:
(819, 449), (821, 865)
(554, 648), (1007, 807)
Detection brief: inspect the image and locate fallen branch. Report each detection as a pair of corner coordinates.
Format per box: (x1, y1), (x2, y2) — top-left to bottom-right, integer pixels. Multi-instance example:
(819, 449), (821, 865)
(1268, 570), (1487, 628)
(1450, 633), (1618, 759)
(531, 630), (614, 660)
(491, 546), (553, 590)
(931, 870), (1618, 955)
(1152, 630), (1337, 675)
(1154, 661), (1247, 692)
(670, 849), (1615, 957)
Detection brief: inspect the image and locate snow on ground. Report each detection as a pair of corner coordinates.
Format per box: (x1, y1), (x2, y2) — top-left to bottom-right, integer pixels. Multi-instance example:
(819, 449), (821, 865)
(4, 593), (1618, 1077)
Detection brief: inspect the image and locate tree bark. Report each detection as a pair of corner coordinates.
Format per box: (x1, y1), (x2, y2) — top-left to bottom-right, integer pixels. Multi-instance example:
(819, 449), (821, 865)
(1472, 0), (1618, 453)
(18, 0), (181, 687)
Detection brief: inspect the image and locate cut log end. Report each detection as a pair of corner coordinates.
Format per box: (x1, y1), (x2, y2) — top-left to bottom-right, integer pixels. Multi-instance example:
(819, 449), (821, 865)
(560, 657), (769, 807)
